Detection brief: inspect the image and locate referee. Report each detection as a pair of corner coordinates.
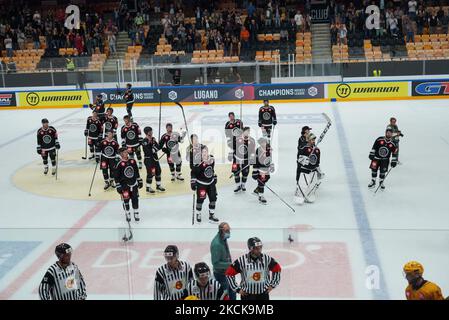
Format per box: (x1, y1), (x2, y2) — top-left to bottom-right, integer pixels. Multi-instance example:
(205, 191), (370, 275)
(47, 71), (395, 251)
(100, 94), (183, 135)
(182, 262), (229, 300)
(38, 243), (87, 300)
(225, 237), (281, 300)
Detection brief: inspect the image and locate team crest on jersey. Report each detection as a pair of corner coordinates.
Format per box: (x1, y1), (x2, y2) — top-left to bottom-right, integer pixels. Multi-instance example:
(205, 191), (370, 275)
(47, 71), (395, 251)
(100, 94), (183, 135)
(124, 166), (134, 178)
(238, 144), (247, 155)
(105, 122), (112, 130)
(167, 140), (178, 152)
(175, 281), (183, 290)
(104, 146), (115, 157)
(204, 166), (214, 178)
(43, 135), (52, 144)
(232, 127), (242, 137)
(126, 130), (136, 140)
(263, 112), (271, 120)
(309, 154), (318, 165)
(89, 124), (97, 132)
(252, 272), (261, 281)
(263, 156), (271, 166)
(379, 146), (389, 158)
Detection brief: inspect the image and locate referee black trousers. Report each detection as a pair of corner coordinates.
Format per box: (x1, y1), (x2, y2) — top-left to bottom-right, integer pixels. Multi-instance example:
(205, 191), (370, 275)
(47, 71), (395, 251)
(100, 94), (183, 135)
(241, 292), (269, 300)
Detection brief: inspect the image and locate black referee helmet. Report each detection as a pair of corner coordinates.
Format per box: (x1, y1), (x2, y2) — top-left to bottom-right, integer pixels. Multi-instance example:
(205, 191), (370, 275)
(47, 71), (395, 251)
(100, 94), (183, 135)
(55, 243), (72, 259)
(247, 237), (263, 250)
(194, 262), (210, 278)
(164, 245), (179, 259)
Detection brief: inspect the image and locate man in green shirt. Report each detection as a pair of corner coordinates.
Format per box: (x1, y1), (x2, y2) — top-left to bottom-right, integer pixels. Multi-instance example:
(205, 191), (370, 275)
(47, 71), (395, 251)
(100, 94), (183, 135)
(210, 222), (235, 299)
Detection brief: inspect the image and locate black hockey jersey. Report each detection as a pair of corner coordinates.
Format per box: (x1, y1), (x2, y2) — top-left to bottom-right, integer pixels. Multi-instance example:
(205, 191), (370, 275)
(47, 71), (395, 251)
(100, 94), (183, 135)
(369, 137), (398, 160)
(233, 136), (256, 163)
(191, 155), (216, 186)
(37, 126), (59, 151)
(181, 279), (228, 300)
(121, 123), (141, 147)
(186, 143), (205, 169)
(86, 116), (103, 139)
(124, 89), (134, 103)
(258, 105), (277, 126)
(225, 119), (244, 140)
(254, 146), (272, 173)
(99, 138), (119, 159)
(298, 145), (321, 172)
(159, 131), (185, 154)
(90, 99), (105, 116)
(102, 115), (118, 133)
(297, 135), (307, 158)
(114, 158), (140, 188)
(142, 136), (160, 161)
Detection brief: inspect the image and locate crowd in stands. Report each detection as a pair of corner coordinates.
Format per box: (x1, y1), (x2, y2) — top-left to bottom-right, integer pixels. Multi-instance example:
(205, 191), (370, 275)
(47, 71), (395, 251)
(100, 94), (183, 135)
(330, 0), (449, 46)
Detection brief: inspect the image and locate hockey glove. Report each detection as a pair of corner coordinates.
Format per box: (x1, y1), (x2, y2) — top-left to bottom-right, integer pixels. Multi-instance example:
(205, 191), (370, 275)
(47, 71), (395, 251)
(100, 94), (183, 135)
(37, 146), (42, 155)
(137, 178), (143, 189)
(369, 154), (375, 161)
(400, 133), (404, 137)
(190, 179), (197, 191)
(162, 147), (170, 154)
(138, 137), (143, 145)
(391, 160), (397, 168)
(84, 129), (89, 137)
(298, 155), (310, 166)
(116, 184), (123, 194)
(273, 120), (277, 126)
(213, 174), (218, 185)
(258, 121), (262, 127)
(88, 103), (94, 110)
(121, 141), (126, 148)
(95, 156), (100, 163)
(269, 163), (275, 173)
(55, 142), (61, 149)
(252, 170), (259, 180)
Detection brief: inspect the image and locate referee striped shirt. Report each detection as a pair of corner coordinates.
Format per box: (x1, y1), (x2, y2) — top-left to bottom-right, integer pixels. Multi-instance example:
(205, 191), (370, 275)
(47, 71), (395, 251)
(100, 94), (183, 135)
(38, 262), (87, 300)
(154, 260), (193, 300)
(225, 253), (281, 295)
(182, 279), (229, 300)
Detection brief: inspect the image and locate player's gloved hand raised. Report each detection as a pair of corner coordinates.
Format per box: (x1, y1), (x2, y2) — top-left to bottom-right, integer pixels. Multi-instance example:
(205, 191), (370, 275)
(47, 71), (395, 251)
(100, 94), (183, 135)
(137, 178), (143, 189)
(121, 141), (126, 148)
(84, 129), (88, 137)
(369, 154), (375, 161)
(190, 180), (197, 191)
(400, 133), (404, 137)
(55, 142), (60, 149)
(391, 160), (397, 168)
(37, 147), (42, 155)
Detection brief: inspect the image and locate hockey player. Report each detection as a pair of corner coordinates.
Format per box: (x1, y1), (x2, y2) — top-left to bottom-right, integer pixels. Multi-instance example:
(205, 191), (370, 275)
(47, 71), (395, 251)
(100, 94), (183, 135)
(39, 243), (87, 300)
(154, 245), (194, 300)
(252, 137), (273, 204)
(403, 261), (445, 300)
(258, 99), (277, 139)
(191, 146), (219, 223)
(297, 125), (311, 158)
(89, 94), (106, 121)
(114, 147), (143, 222)
(295, 133), (323, 204)
(224, 111), (243, 150)
(231, 126), (255, 193)
(181, 262), (229, 300)
(84, 111), (103, 160)
(368, 128), (398, 190)
(141, 126), (165, 194)
(99, 131), (119, 190)
(36, 118), (60, 175)
(186, 134), (205, 169)
(102, 107), (118, 140)
(160, 123), (186, 181)
(120, 115), (143, 169)
(387, 117), (404, 163)
(124, 83), (134, 119)
(225, 237), (281, 300)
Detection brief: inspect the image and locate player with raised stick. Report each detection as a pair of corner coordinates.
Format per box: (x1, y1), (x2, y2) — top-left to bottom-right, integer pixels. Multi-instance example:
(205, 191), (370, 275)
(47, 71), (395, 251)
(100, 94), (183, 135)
(160, 123), (186, 181)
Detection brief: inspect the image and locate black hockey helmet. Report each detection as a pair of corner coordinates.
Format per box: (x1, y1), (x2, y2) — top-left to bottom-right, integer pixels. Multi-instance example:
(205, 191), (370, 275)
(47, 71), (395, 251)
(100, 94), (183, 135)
(41, 118), (49, 124)
(247, 237), (263, 250)
(55, 243), (72, 258)
(96, 94), (102, 99)
(126, 83), (132, 88)
(164, 245), (179, 259)
(194, 262), (210, 278)
(106, 107), (114, 113)
(144, 126), (153, 135)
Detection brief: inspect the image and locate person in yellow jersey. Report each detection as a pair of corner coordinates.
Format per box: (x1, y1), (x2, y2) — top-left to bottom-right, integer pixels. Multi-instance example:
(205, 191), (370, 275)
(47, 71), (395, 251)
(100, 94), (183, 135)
(403, 261), (445, 300)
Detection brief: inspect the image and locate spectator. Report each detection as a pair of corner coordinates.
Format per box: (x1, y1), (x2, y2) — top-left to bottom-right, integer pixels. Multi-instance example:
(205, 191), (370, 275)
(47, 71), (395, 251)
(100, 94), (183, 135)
(247, 2), (256, 18)
(17, 30), (25, 50)
(186, 29), (194, 53)
(416, 7), (425, 35)
(404, 17), (415, 43)
(338, 24), (347, 45)
(274, 5), (281, 28)
(240, 26), (250, 59)
(408, 0), (417, 20)
(441, 12), (449, 34)
(265, 2), (273, 27)
(330, 23), (338, 45)
(429, 13), (438, 34)
(4, 34), (13, 58)
(32, 28), (40, 49)
(108, 32), (116, 54)
(210, 222), (235, 300)
(230, 35), (240, 56)
(294, 10), (303, 32)
(75, 32), (84, 55)
(387, 13), (399, 36)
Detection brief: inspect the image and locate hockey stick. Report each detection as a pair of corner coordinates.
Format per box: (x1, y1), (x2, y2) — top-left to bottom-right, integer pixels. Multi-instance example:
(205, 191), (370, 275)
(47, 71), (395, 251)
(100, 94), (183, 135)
(55, 149), (59, 180)
(82, 136), (88, 159)
(239, 85), (243, 121)
(374, 167), (393, 195)
(192, 193), (195, 225)
(175, 101), (192, 145)
(120, 194), (133, 242)
(157, 88), (162, 140)
(258, 179), (296, 213)
(88, 160), (99, 197)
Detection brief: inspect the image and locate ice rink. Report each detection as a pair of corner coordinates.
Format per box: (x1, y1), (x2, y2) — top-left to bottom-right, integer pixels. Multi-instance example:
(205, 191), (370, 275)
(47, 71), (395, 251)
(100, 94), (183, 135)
(0, 99), (448, 299)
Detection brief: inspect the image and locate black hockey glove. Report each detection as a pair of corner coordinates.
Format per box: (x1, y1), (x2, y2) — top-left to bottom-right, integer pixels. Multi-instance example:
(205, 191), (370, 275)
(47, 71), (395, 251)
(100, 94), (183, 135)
(95, 156), (100, 163)
(369, 154), (375, 161)
(137, 178), (143, 189)
(213, 174), (218, 185)
(258, 121), (262, 127)
(138, 137), (143, 145)
(190, 179), (197, 191)
(391, 160), (397, 168)
(121, 141), (126, 148)
(162, 147), (170, 154)
(399, 133), (404, 137)
(116, 184), (123, 194)
(55, 142), (61, 149)
(273, 120), (277, 126)
(37, 146), (42, 155)
(252, 169), (259, 180)
(84, 129), (88, 137)
(88, 103), (94, 110)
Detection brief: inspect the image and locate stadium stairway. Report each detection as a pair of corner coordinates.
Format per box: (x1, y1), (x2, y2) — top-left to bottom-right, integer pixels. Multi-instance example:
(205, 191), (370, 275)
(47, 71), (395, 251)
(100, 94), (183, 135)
(311, 23), (332, 63)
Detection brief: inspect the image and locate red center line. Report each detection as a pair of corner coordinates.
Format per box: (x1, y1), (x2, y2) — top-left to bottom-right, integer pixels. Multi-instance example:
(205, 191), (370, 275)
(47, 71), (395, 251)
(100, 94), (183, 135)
(0, 201), (108, 300)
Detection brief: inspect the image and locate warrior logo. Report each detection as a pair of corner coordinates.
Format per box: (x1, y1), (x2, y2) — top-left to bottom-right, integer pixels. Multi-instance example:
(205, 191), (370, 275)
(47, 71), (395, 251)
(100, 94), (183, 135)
(204, 166), (214, 178)
(263, 112), (271, 120)
(126, 130), (136, 140)
(104, 146), (115, 157)
(379, 146), (389, 158)
(124, 166), (134, 178)
(43, 135), (52, 144)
